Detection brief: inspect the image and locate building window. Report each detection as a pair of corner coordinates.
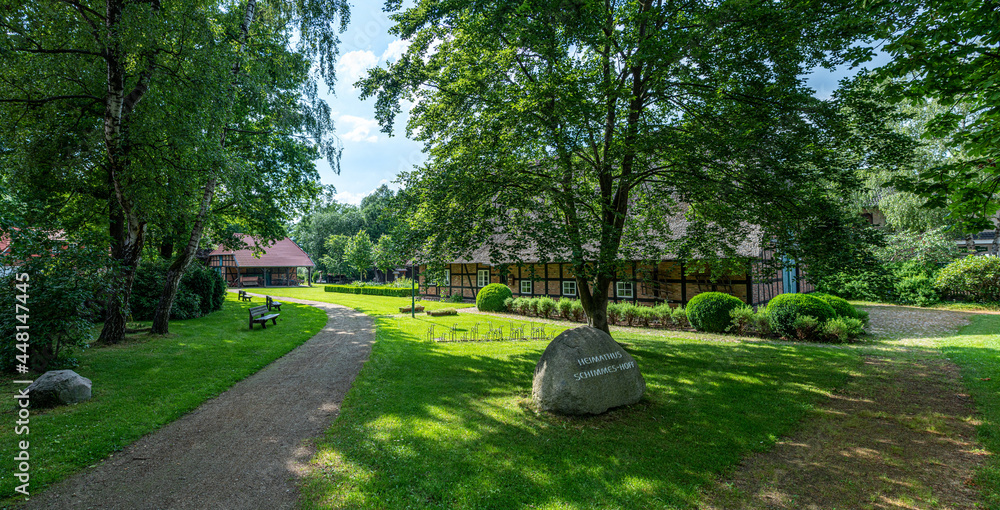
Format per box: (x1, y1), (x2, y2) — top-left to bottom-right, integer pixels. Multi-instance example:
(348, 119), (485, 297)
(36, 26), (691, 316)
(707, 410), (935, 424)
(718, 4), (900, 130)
(478, 269), (489, 288)
(616, 281), (633, 299)
(520, 280), (532, 294)
(562, 280), (577, 296)
(441, 269), (450, 287)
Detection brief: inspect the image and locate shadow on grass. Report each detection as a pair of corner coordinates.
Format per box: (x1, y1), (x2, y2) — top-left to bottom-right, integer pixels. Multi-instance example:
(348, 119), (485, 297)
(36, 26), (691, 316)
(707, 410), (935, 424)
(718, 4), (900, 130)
(302, 320), (857, 509)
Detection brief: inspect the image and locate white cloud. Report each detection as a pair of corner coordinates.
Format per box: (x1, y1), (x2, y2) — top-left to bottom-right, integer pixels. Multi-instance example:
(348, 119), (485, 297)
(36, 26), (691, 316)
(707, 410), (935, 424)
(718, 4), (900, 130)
(339, 115), (379, 143)
(381, 39), (410, 62)
(335, 50), (378, 87)
(333, 190), (368, 206)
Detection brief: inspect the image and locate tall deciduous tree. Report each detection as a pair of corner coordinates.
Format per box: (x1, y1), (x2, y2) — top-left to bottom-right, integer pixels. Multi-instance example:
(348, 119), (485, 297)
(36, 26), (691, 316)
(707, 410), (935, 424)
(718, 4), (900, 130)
(0, 0), (348, 342)
(344, 230), (375, 280)
(361, 0), (886, 333)
(321, 234), (350, 278)
(374, 234), (403, 282)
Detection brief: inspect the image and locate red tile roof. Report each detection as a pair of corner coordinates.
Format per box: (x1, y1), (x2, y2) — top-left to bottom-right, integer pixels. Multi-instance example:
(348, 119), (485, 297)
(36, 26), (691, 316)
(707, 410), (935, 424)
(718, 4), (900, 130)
(208, 234), (314, 268)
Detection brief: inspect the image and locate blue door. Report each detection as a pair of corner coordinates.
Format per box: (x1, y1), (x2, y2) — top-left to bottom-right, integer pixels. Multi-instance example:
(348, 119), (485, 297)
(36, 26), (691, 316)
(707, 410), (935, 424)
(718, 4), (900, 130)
(782, 266), (798, 294)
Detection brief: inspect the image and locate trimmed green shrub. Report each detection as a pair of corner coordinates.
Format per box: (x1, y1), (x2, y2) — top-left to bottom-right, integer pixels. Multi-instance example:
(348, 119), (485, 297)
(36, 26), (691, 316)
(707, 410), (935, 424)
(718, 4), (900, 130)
(620, 302), (641, 326)
(636, 305), (657, 327)
(503, 297), (514, 311)
(822, 316), (866, 343)
(537, 296), (556, 318)
(686, 292), (746, 333)
(558, 297), (574, 319)
(511, 297), (529, 315)
(325, 284), (412, 297)
(934, 255), (1000, 302)
(448, 293), (465, 303)
(753, 306), (773, 337)
(653, 303), (673, 326)
(728, 305), (755, 336)
(791, 315), (821, 341)
(855, 308), (870, 327)
(766, 293), (836, 339)
(528, 297), (541, 316)
(607, 302), (622, 324)
(811, 293), (858, 319)
(570, 300), (586, 322)
(895, 275), (940, 306)
(427, 308), (458, 317)
(476, 283), (513, 312)
(670, 305), (688, 328)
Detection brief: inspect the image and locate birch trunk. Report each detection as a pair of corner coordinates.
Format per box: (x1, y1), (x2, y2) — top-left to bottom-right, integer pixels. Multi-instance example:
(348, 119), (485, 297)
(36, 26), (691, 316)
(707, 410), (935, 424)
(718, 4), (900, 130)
(149, 0), (255, 334)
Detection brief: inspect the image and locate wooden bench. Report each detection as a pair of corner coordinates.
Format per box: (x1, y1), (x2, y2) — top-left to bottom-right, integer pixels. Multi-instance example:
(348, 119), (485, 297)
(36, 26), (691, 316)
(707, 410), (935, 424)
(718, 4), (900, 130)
(238, 290), (252, 302)
(241, 275), (261, 287)
(266, 296), (283, 311)
(249, 305), (279, 329)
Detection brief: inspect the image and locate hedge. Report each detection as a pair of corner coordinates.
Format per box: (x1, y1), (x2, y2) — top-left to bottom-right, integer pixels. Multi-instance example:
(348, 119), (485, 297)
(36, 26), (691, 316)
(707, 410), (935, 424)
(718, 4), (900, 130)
(325, 285), (413, 297)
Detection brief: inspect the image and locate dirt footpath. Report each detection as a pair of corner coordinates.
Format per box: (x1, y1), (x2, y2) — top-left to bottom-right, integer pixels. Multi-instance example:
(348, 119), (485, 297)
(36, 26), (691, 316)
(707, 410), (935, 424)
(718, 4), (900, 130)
(701, 305), (986, 510)
(24, 297), (374, 510)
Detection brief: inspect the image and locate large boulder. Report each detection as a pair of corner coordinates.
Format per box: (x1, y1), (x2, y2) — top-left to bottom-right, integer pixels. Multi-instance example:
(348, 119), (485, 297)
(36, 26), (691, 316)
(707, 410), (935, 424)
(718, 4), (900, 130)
(27, 370), (92, 408)
(532, 326), (645, 415)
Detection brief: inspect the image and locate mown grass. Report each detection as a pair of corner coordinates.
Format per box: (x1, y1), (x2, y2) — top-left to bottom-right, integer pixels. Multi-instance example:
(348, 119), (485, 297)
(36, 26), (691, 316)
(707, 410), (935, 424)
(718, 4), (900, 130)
(938, 314), (1000, 508)
(255, 286), (475, 315)
(0, 294), (328, 504)
(301, 314), (859, 509)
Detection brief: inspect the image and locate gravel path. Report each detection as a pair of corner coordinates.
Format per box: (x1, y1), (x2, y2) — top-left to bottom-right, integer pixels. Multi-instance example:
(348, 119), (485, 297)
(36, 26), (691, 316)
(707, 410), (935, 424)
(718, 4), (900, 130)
(25, 296), (374, 510)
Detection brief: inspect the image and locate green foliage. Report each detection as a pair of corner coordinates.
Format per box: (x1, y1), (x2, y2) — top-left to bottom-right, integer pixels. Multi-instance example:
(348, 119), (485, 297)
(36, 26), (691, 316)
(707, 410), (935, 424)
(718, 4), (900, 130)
(476, 283), (513, 312)
(821, 316), (866, 343)
(816, 267), (897, 302)
(879, 0), (1000, 231)
(503, 297), (515, 312)
(321, 234), (351, 277)
(791, 315), (821, 341)
(606, 303), (622, 325)
(934, 255), (1000, 302)
(570, 300), (586, 322)
(426, 308), (458, 317)
(528, 298), (541, 316)
(670, 306), (689, 328)
(345, 230), (376, 280)
(324, 285), (413, 298)
(364, 0), (886, 332)
(686, 292), (746, 333)
(511, 297), (529, 315)
(810, 293), (859, 319)
(130, 260), (224, 321)
(557, 297), (574, 319)
(537, 296), (556, 319)
(875, 228), (963, 266)
(766, 294), (836, 339)
(753, 307), (773, 337)
(653, 303), (673, 326)
(0, 233), (108, 373)
(374, 234), (404, 282)
(895, 275), (941, 306)
(388, 277), (415, 289)
(728, 305), (756, 336)
(620, 302), (641, 326)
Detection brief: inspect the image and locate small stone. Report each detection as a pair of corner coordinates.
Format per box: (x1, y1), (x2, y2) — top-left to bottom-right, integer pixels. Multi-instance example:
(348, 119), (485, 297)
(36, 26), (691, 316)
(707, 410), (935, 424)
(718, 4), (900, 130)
(532, 326), (645, 415)
(27, 370), (92, 408)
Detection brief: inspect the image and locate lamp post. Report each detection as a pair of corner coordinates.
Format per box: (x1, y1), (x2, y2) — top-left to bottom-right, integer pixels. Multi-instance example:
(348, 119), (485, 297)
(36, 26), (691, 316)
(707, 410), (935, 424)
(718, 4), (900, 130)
(410, 264), (416, 318)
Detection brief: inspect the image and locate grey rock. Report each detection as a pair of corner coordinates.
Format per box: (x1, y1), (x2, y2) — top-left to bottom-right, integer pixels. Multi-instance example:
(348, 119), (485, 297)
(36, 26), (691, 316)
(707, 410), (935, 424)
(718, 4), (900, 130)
(532, 326), (645, 415)
(27, 370), (92, 408)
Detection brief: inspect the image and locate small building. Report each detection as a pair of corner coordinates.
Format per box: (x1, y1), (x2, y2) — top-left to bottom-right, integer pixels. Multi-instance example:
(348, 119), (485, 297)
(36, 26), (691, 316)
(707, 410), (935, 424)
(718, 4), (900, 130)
(207, 234), (315, 288)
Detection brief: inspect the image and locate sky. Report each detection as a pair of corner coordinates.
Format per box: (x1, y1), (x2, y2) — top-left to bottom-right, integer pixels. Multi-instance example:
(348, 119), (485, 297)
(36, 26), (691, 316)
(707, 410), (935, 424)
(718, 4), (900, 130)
(318, 6), (890, 206)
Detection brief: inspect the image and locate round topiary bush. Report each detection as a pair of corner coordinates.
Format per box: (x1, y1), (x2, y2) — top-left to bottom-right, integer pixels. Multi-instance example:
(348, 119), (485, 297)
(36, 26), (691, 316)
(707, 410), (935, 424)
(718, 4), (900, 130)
(766, 293), (836, 339)
(686, 292), (746, 333)
(476, 283), (513, 312)
(811, 292), (858, 319)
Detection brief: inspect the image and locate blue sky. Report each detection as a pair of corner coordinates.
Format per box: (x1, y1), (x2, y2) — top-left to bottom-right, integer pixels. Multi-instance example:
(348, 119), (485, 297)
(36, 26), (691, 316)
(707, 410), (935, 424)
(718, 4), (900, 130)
(319, 6), (888, 205)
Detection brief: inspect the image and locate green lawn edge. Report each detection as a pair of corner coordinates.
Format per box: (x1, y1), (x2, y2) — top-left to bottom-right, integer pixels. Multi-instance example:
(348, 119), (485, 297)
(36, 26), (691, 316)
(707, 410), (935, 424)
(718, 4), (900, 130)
(0, 294), (328, 505)
(258, 286), (475, 315)
(938, 314), (1000, 509)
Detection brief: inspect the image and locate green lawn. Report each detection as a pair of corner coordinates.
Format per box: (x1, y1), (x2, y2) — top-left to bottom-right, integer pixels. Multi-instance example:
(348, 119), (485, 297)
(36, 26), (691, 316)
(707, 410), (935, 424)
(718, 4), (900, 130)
(258, 285), (476, 315)
(0, 294), (328, 503)
(301, 314), (859, 509)
(937, 314), (1000, 508)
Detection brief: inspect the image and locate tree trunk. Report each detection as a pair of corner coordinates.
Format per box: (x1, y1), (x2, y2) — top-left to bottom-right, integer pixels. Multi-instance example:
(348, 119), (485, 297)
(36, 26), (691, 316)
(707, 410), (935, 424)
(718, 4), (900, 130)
(152, 178), (217, 334)
(99, 207), (145, 344)
(149, 0), (255, 333)
(578, 275), (611, 335)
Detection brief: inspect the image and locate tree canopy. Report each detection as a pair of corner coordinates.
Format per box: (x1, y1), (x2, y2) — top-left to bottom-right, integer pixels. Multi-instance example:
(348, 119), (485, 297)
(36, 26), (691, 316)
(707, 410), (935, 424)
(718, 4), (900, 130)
(360, 0), (893, 332)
